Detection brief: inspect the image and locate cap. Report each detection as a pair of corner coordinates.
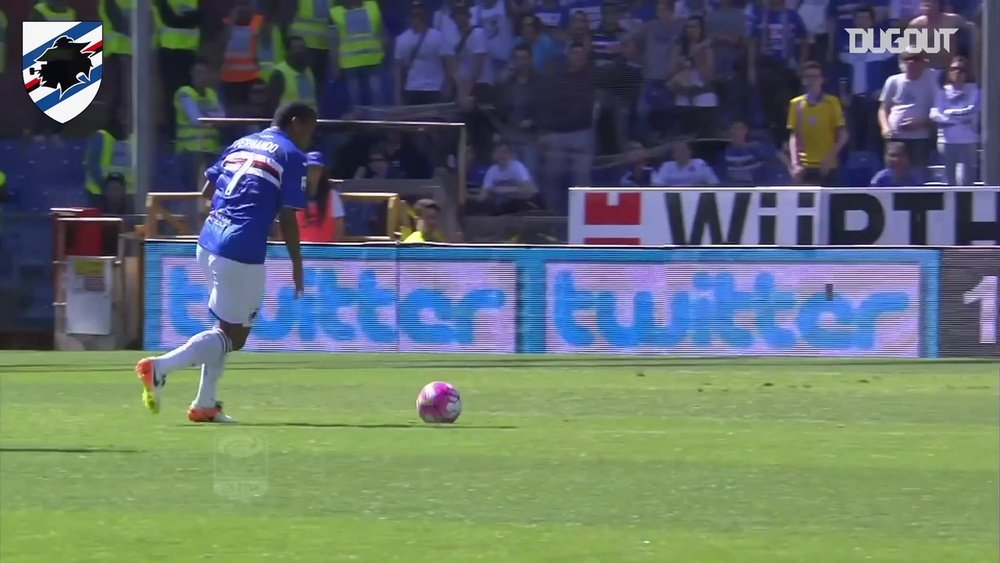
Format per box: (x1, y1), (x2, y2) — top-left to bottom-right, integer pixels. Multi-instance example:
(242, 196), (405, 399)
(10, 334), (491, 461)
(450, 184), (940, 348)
(306, 151), (324, 167)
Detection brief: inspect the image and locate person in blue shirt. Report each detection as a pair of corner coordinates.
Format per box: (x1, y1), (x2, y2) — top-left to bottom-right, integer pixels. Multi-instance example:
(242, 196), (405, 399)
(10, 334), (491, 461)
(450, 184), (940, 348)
(135, 102), (317, 424)
(870, 141), (924, 186)
(749, 0), (808, 144)
(723, 120), (774, 185)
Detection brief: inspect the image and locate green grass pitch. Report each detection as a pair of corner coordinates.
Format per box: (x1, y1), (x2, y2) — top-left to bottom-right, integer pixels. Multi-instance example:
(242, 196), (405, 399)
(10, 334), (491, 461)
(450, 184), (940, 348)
(0, 352), (997, 562)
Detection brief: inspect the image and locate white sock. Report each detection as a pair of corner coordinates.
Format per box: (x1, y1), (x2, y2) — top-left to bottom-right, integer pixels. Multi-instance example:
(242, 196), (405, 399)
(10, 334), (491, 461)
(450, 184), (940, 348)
(193, 355), (226, 409)
(153, 328), (231, 377)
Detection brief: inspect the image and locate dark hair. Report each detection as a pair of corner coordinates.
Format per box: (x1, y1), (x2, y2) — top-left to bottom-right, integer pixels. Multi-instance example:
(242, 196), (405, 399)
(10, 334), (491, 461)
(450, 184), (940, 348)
(680, 15), (707, 56)
(798, 60), (823, 76)
(885, 141), (907, 156)
(568, 41), (586, 51)
(942, 54), (974, 85)
(854, 4), (876, 19)
(272, 102), (317, 129)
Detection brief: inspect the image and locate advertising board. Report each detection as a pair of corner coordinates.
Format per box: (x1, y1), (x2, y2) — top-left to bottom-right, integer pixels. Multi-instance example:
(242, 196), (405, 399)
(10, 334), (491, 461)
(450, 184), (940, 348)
(569, 186), (1000, 246)
(939, 248), (1000, 357)
(145, 243), (939, 357)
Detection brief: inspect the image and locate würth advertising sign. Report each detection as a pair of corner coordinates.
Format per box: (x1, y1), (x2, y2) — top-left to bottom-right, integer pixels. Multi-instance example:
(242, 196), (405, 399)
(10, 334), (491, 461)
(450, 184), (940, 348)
(569, 187), (999, 246)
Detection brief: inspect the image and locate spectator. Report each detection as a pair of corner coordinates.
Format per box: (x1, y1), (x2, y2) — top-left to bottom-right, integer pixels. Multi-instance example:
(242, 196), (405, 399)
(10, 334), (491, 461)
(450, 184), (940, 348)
(289, 0), (333, 99)
(826, 1), (889, 65)
(354, 145), (405, 179)
(630, 0), (685, 139)
(535, 41), (596, 215)
(99, 173), (134, 216)
(225, 80), (272, 140)
(724, 120), (775, 185)
(565, 0), (604, 30)
(668, 15), (719, 138)
(299, 152), (346, 242)
(750, 0), (809, 144)
(595, 38), (644, 154)
(433, 0), (461, 41)
(497, 44), (542, 176)
(707, 0), (750, 125)
(394, 4), (457, 105)
(930, 55), (980, 185)
(797, 0), (831, 62)
(870, 141), (924, 186)
(472, 0), (516, 78)
(620, 0), (657, 33)
(220, 0), (264, 108)
(477, 143), (541, 214)
(787, 61), (848, 186)
(652, 140), (720, 186)
(619, 141), (654, 186)
(566, 10), (595, 55)
(268, 36), (319, 114)
(879, 52), (937, 172)
(515, 14), (562, 73)
(384, 131), (435, 178)
(451, 2), (492, 100)
(908, 0), (979, 70)
(838, 4), (896, 154)
(174, 60), (225, 191)
(402, 199), (445, 242)
(592, 3), (626, 67)
(153, 0), (204, 139)
(329, 0), (388, 107)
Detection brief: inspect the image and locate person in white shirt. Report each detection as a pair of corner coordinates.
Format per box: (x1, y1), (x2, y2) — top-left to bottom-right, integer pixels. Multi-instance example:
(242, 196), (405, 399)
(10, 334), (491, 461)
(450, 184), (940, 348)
(478, 143), (540, 214)
(451, 2), (492, 99)
(472, 0), (515, 78)
(930, 55), (980, 185)
(652, 140), (720, 186)
(394, 4), (458, 105)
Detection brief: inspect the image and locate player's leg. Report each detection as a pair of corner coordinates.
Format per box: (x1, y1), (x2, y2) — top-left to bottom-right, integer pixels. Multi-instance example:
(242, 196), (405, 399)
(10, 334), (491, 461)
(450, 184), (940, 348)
(187, 253), (265, 423)
(135, 246), (233, 413)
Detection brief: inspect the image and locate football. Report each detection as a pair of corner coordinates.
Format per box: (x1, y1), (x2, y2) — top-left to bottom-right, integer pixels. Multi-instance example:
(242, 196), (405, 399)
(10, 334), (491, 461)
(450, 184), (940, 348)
(416, 381), (462, 423)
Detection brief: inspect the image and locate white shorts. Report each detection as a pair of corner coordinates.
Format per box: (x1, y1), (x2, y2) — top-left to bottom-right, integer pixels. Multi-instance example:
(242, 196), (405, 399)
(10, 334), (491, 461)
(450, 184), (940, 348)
(196, 246), (266, 327)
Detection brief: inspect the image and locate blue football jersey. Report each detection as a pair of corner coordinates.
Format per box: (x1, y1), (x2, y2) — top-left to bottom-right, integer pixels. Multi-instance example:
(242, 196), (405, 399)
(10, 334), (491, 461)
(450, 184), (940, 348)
(199, 127), (308, 265)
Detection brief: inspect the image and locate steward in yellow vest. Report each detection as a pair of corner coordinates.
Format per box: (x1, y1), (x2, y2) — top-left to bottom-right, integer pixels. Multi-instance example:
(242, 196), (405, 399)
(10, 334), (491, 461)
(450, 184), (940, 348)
(84, 129), (134, 203)
(290, 0), (331, 51)
(329, 0), (384, 71)
(174, 66), (223, 156)
(267, 36), (317, 113)
(30, 1), (76, 22)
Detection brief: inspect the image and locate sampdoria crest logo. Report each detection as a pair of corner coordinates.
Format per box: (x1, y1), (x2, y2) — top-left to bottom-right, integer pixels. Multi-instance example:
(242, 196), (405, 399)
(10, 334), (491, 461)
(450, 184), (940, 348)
(22, 21), (103, 124)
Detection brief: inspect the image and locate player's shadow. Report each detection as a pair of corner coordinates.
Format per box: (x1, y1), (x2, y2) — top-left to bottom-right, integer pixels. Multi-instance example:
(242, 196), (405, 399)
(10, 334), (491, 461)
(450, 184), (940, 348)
(0, 446), (143, 454)
(230, 422), (517, 430)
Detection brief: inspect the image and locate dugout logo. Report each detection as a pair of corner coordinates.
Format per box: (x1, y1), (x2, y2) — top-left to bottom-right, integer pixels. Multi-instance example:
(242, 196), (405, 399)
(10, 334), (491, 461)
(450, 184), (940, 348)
(22, 21), (103, 123)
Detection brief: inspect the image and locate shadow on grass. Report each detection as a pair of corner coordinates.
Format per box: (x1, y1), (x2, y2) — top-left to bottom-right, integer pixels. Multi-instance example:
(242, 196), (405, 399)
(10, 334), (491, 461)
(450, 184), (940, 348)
(0, 446), (143, 454)
(198, 422), (517, 430)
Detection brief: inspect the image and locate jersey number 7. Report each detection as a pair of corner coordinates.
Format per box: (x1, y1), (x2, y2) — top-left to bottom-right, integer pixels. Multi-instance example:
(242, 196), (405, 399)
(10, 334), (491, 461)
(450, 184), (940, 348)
(224, 158), (255, 197)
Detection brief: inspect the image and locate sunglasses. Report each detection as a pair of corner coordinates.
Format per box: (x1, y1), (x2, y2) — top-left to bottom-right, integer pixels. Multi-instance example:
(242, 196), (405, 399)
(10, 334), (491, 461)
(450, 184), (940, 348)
(950, 66), (966, 72)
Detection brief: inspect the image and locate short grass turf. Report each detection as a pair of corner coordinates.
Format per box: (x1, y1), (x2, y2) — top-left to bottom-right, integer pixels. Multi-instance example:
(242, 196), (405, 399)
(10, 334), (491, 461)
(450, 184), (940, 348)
(0, 353), (997, 563)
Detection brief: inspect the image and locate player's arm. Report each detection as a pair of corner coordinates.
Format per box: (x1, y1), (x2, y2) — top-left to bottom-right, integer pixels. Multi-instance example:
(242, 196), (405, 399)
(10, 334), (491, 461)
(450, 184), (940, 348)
(201, 179), (215, 200)
(279, 154), (309, 297)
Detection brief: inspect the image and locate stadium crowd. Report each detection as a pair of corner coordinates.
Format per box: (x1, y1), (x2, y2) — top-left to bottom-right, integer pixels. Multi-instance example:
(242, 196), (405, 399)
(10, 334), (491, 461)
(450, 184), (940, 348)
(0, 0), (987, 234)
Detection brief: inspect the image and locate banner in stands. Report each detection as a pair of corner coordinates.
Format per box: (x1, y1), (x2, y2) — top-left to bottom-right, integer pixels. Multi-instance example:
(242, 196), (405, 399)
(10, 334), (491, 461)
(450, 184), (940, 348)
(568, 188), (823, 245)
(145, 243), (938, 357)
(569, 186), (1000, 246)
(938, 248), (1000, 357)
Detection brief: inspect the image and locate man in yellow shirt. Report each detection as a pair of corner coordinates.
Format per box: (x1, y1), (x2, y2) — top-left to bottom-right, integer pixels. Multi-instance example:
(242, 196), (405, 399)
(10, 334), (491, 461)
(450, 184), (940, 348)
(786, 61), (848, 186)
(402, 199), (444, 243)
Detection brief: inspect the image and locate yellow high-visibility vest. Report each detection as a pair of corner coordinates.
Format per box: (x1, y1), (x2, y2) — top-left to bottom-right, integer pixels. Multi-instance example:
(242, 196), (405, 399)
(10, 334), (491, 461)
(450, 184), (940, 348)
(272, 61), (317, 110)
(156, 0), (199, 51)
(329, 1), (383, 69)
(257, 23), (284, 81)
(174, 86), (222, 153)
(99, 0), (131, 55)
(290, 0), (330, 50)
(0, 10), (6, 74)
(34, 2), (77, 21)
(84, 130), (134, 196)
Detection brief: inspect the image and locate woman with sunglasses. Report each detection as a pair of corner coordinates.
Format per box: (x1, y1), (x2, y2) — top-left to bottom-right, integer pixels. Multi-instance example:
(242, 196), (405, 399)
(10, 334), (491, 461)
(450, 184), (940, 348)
(930, 55), (980, 185)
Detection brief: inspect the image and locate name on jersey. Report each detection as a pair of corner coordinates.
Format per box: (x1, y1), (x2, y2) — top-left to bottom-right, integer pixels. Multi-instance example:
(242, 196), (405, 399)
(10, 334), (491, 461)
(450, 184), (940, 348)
(231, 137), (280, 154)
